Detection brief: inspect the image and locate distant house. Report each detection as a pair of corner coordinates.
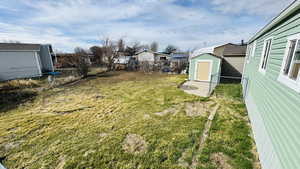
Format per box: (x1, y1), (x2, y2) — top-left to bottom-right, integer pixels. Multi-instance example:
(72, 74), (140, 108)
(213, 43), (247, 78)
(170, 52), (189, 61)
(154, 52), (170, 62)
(135, 50), (155, 63)
(55, 52), (93, 68)
(0, 43), (55, 81)
(114, 56), (132, 70)
(242, 1), (300, 169)
(55, 53), (75, 68)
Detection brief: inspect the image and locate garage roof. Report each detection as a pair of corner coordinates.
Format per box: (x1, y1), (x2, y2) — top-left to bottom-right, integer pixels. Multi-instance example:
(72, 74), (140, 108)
(0, 43), (41, 51)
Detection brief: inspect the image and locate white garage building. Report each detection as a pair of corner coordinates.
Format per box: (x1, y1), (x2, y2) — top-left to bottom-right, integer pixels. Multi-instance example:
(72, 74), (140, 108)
(0, 43), (55, 81)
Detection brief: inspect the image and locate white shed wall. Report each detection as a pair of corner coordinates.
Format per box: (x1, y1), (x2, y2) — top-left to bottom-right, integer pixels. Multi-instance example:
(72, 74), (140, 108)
(137, 52), (155, 62)
(0, 51), (41, 81)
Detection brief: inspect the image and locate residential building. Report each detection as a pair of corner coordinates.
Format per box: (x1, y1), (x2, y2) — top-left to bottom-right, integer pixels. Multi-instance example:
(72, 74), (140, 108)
(242, 1), (300, 169)
(214, 43), (247, 78)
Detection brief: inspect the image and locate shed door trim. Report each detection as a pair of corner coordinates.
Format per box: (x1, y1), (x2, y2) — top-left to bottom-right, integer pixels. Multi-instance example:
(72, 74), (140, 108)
(195, 60), (213, 82)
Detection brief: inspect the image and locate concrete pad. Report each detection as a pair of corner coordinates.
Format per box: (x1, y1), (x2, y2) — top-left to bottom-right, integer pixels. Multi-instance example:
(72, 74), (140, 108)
(181, 81), (211, 97)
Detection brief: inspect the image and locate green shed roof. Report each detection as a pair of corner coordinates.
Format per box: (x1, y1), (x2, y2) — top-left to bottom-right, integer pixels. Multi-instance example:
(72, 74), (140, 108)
(191, 53), (222, 60)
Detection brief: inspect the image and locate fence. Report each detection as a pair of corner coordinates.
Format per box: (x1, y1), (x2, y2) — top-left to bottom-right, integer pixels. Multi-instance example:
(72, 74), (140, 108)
(208, 73), (221, 95)
(208, 74), (244, 95)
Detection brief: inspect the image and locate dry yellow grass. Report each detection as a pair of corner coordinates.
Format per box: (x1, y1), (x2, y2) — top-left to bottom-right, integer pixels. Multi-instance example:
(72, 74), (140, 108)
(0, 72), (259, 169)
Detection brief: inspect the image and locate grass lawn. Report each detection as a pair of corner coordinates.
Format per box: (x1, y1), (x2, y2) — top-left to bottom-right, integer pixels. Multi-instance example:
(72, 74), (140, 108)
(0, 72), (259, 169)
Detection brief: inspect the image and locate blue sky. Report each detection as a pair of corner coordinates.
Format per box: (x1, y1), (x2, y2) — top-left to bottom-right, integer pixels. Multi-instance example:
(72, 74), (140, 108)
(0, 0), (294, 52)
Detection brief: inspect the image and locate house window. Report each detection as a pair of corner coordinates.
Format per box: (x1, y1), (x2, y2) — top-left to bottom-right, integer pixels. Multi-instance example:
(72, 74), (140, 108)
(283, 39), (300, 80)
(246, 44), (253, 63)
(278, 34), (300, 92)
(251, 41), (257, 58)
(259, 38), (272, 72)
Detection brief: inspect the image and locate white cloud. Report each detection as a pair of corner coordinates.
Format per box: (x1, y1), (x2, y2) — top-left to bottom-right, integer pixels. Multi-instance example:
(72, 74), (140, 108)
(0, 0), (294, 52)
(211, 0), (295, 16)
(0, 22), (95, 52)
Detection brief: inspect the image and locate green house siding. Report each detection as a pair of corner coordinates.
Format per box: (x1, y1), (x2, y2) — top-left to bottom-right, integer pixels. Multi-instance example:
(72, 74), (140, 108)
(243, 9), (300, 169)
(189, 53), (221, 81)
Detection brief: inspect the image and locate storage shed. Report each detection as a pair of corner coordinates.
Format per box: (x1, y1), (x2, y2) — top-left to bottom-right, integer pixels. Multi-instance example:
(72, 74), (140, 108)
(0, 43), (55, 81)
(185, 53), (222, 96)
(189, 53), (221, 82)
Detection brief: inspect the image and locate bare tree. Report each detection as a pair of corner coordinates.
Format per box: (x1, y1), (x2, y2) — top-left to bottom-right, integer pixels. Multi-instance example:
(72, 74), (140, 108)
(165, 45), (178, 54)
(72, 47), (90, 77)
(90, 46), (104, 65)
(124, 42), (143, 56)
(150, 42), (159, 52)
(102, 38), (118, 71)
(117, 39), (125, 53)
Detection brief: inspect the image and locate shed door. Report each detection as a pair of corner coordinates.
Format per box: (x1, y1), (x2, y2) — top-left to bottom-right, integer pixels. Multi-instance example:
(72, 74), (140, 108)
(196, 61), (211, 81)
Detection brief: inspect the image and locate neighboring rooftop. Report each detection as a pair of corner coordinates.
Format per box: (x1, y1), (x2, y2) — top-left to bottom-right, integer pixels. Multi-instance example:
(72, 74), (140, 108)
(0, 43), (41, 51)
(222, 44), (247, 56)
(214, 43), (247, 57)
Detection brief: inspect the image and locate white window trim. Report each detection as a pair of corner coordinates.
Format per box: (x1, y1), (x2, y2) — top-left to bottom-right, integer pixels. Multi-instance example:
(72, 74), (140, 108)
(251, 41), (257, 58)
(277, 33), (300, 92)
(194, 60), (213, 82)
(259, 37), (273, 74)
(246, 44), (252, 63)
(34, 52), (42, 76)
(246, 41), (257, 64)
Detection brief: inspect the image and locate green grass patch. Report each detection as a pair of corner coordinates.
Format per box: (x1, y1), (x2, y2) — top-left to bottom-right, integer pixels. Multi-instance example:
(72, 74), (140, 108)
(0, 72), (206, 169)
(198, 84), (257, 169)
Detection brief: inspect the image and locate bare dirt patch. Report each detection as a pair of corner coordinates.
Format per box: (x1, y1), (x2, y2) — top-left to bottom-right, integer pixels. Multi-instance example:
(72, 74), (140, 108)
(210, 153), (233, 169)
(154, 106), (181, 116)
(122, 134), (148, 155)
(185, 102), (214, 117)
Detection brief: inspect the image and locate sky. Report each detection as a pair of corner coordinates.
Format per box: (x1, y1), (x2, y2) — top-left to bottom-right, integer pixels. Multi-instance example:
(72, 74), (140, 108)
(0, 0), (295, 52)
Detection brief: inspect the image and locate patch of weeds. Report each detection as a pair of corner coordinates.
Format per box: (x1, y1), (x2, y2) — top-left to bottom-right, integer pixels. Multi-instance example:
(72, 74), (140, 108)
(199, 84), (257, 169)
(214, 84), (243, 100)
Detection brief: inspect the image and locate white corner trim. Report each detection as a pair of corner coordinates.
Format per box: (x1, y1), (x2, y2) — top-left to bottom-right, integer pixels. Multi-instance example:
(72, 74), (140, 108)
(251, 41), (257, 58)
(34, 52), (42, 75)
(194, 60), (213, 82)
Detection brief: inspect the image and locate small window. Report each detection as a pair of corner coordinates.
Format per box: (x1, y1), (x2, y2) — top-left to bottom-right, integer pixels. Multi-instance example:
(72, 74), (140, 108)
(251, 41), (257, 58)
(259, 38), (272, 72)
(283, 39), (300, 80)
(278, 34), (300, 92)
(246, 44), (253, 63)
(246, 41), (256, 63)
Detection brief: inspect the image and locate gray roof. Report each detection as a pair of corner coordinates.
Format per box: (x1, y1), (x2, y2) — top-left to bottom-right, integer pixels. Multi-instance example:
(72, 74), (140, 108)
(223, 44), (246, 56)
(0, 43), (41, 51)
(215, 43), (246, 57)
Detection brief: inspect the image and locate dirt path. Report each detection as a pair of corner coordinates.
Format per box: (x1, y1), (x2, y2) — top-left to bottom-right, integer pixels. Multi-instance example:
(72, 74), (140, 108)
(190, 104), (220, 169)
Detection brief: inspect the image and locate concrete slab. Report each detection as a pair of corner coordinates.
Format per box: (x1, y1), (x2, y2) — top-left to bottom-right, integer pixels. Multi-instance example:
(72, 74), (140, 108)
(181, 81), (211, 97)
